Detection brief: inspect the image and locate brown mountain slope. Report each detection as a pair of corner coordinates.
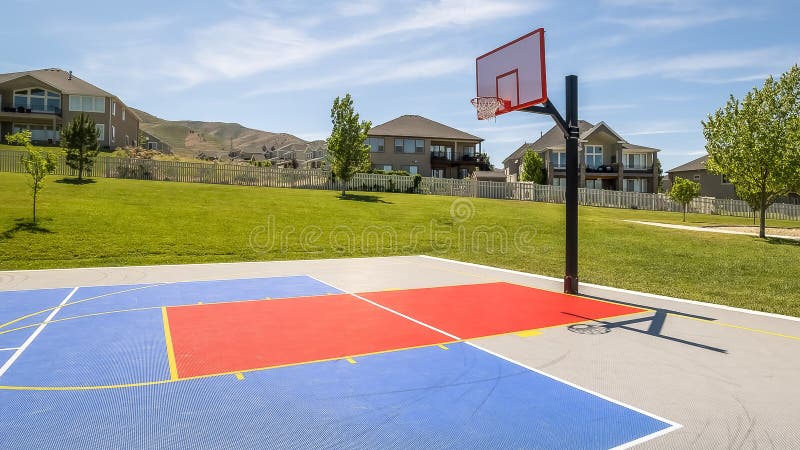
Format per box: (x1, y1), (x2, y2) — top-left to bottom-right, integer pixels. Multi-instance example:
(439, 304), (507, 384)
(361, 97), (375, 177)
(131, 108), (307, 158)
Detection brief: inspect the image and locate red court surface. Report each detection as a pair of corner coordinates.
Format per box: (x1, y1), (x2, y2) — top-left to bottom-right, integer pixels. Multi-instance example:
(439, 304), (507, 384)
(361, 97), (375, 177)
(165, 294), (451, 378)
(360, 282), (648, 339)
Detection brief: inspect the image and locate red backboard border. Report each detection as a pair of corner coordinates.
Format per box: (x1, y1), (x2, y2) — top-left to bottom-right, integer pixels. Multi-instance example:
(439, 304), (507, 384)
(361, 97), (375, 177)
(475, 28), (548, 115)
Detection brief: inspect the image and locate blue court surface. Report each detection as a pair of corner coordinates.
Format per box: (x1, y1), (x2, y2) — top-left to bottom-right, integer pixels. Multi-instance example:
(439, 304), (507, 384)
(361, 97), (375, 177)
(0, 275), (678, 449)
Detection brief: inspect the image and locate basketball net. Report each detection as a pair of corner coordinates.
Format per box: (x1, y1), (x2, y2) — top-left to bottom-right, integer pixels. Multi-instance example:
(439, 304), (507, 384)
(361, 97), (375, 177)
(471, 97), (507, 122)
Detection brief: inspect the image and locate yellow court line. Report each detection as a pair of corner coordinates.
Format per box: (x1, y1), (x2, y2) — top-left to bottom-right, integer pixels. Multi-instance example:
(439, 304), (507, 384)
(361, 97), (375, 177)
(235, 373), (244, 380)
(0, 284), (659, 393)
(0, 309), (653, 392)
(0, 283), (169, 331)
(0, 306), (163, 337)
(346, 357), (357, 364)
(516, 329), (543, 337)
(670, 314), (800, 341)
(438, 344), (449, 350)
(161, 307), (179, 380)
(467, 310), (652, 343)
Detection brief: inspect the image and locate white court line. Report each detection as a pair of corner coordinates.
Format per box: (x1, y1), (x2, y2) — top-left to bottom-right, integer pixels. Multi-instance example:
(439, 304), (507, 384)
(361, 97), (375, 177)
(0, 347), (20, 352)
(305, 275), (459, 340)
(0, 287), (79, 378)
(468, 342), (682, 449)
(305, 274), (681, 446)
(419, 255), (800, 323)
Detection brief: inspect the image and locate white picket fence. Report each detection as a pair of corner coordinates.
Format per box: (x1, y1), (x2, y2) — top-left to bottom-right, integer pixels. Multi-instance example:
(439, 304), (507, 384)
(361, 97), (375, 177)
(2, 149), (799, 220)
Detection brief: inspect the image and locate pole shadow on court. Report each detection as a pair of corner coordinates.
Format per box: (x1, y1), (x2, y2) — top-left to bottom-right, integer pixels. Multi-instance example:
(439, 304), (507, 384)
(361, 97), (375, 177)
(562, 297), (728, 354)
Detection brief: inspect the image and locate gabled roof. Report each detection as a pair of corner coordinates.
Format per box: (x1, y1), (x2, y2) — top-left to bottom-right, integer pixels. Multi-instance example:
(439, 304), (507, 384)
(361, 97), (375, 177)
(668, 155), (708, 173)
(368, 115), (482, 141)
(0, 68), (113, 97)
(622, 143), (660, 153)
(580, 121), (626, 142)
(503, 120), (594, 164)
(502, 120), (662, 164)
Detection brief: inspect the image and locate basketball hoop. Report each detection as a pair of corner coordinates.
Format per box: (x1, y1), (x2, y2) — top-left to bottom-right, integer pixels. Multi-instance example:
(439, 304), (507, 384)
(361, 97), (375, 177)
(471, 97), (508, 121)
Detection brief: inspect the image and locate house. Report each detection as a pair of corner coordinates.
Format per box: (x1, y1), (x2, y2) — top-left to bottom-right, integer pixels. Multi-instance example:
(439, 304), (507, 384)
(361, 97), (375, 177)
(473, 169), (507, 182)
(667, 154), (737, 199)
(140, 130), (172, 154)
(0, 68), (139, 149)
(366, 115), (488, 178)
(503, 121), (661, 193)
(266, 141), (327, 169)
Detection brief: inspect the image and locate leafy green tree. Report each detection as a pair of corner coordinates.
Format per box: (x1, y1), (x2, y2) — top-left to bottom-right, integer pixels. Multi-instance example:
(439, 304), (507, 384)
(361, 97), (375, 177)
(703, 65), (800, 238)
(7, 131), (58, 223)
(668, 176), (701, 222)
(326, 94), (371, 196)
(61, 113), (100, 181)
(519, 150), (545, 183)
(654, 160), (664, 193)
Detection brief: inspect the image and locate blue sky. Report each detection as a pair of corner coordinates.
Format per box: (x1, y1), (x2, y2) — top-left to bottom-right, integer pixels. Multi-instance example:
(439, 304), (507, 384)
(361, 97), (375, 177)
(3, 0), (798, 170)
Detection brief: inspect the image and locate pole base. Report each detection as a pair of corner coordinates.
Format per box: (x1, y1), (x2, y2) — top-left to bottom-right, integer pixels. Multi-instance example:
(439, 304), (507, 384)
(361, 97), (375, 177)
(564, 276), (579, 295)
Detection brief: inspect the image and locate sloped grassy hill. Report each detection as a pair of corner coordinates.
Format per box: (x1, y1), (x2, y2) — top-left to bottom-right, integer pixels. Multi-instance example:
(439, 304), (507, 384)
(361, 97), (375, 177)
(132, 108), (306, 158)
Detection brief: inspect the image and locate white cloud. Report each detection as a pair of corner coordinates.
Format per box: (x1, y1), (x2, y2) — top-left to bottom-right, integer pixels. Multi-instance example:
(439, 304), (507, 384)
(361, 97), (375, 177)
(336, 0), (382, 17)
(88, 0), (546, 89)
(580, 103), (637, 112)
(599, 9), (744, 32)
(583, 47), (799, 83)
(619, 120), (698, 136)
(250, 57), (472, 95)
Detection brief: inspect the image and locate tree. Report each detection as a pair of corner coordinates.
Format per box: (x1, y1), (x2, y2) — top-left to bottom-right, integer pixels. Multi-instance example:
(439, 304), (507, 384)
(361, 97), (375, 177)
(668, 176), (701, 222)
(654, 160), (664, 193)
(326, 93), (371, 196)
(519, 150), (545, 183)
(703, 65), (800, 238)
(61, 113), (100, 181)
(7, 131), (58, 223)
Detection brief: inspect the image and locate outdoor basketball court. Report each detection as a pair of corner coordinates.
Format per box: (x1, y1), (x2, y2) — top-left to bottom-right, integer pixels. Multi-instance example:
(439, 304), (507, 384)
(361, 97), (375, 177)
(1, 255), (798, 448)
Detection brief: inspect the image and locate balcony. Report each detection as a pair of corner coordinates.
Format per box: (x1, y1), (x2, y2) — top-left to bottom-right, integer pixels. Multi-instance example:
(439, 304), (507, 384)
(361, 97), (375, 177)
(0, 106), (63, 120)
(431, 151), (490, 170)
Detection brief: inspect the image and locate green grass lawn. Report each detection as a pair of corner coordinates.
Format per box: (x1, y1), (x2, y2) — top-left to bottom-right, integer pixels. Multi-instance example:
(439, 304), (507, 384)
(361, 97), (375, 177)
(2, 172), (798, 316)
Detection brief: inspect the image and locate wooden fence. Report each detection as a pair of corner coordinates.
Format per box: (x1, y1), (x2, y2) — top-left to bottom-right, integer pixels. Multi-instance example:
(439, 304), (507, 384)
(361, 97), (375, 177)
(2, 149), (799, 221)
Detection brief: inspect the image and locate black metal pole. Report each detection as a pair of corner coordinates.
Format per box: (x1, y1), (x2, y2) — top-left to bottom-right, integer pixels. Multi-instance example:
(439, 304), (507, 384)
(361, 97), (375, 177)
(564, 75), (579, 294)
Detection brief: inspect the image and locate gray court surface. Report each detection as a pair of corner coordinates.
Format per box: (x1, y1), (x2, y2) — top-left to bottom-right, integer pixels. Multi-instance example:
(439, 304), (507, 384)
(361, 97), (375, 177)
(1, 255), (798, 449)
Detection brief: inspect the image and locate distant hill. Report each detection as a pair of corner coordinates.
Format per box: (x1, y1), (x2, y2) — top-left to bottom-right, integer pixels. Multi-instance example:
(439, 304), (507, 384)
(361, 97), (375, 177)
(131, 108), (308, 159)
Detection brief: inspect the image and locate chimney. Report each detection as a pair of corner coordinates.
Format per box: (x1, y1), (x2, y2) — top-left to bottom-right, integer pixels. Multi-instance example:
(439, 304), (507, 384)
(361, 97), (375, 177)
(68, 70), (72, 80)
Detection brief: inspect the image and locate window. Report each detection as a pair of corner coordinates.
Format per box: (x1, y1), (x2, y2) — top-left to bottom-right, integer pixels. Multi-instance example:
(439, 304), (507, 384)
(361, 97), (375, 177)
(373, 164), (393, 172)
(112, 101), (116, 116)
(431, 145), (452, 160)
(96, 124), (105, 141)
(395, 138), (424, 153)
(625, 153), (648, 169)
(552, 177), (566, 187)
(585, 145), (603, 169)
(624, 178), (646, 193)
(458, 168), (471, 179)
(148, 142), (158, 150)
(693, 174), (701, 181)
(12, 88), (61, 113)
(431, 169), (444, 178)
(463, 146), (476, 158)
(122, 109), (126, 121)
(12, 123), (57, 142)
(585, 179), (602, 190)
(69, 95), (105, 113)
(125, 135), (130, 146)
(112, 125), (116, 142)
(366, 137), (384, 153)
(408, 165), (418, 175)
(551, 151), (566, 169)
